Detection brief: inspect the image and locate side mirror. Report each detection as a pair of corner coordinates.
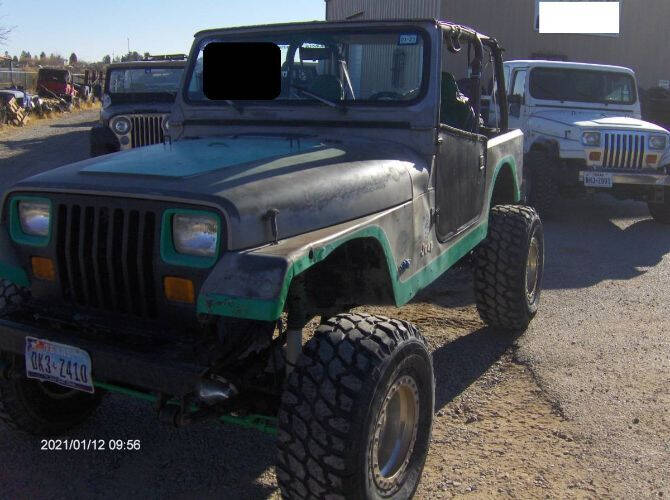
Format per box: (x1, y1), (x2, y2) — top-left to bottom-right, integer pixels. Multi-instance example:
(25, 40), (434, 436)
(508, 94), (522, 118)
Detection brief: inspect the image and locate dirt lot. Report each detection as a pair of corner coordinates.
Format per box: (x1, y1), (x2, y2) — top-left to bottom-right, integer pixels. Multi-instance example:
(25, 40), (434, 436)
(0, 112), (668, 499)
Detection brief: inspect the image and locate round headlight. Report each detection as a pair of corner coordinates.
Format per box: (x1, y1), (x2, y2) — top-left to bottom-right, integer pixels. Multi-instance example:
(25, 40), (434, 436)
(649, 134), (667, 150)
(18, 200), (51, 236)
(173, 214), (219, 257)
(582, 131), (601, 147)
(112, 117), (131, 135)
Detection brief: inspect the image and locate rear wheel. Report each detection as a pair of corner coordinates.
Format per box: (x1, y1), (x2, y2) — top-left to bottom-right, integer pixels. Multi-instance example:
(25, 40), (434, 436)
(648, 190), (670, 224)
(474, 205), (544, 332)
(277, 313), (434, 499)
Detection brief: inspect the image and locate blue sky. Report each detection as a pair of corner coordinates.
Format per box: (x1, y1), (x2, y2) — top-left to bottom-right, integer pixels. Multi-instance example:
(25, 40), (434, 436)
(1, 0), (325, 62)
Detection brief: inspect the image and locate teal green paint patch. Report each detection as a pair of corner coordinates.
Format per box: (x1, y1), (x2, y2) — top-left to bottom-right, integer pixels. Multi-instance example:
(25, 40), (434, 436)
(82, 137), (325, 178)
(197, 221), (489, 321)
(9, 196), (52, 248)
(0, 260), (29, 287)
(161, 209), (222, 268)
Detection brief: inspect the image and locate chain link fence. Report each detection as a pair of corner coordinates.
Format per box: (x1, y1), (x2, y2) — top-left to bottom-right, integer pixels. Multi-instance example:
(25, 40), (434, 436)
(0, 70), (38, 91)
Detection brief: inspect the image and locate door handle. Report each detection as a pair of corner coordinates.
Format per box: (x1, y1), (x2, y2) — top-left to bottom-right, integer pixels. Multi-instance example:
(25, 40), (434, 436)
(479, 154), (485, 171)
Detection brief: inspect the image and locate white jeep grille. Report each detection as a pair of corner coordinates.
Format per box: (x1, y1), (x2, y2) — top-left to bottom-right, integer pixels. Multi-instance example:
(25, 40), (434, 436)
(130, 114), (166, 148)
(602, 132), (646, 170)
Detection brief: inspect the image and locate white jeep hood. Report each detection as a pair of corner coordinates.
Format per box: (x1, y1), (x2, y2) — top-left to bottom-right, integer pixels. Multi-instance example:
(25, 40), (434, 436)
(531, 109), (667, 132)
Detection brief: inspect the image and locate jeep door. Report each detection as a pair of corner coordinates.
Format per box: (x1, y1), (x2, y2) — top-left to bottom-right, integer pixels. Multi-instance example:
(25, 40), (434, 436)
(435, 121), (488, 241)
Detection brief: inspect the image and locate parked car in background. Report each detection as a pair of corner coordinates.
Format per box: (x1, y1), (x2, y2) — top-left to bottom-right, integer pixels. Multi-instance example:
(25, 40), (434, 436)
(36, 68), (77, 102)
(503, 60), (670, 223)
(89, 56), (186, 156)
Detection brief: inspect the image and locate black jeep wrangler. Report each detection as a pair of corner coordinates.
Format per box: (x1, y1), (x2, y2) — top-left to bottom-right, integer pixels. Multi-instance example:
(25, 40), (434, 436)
(0, 20), (541, 499)
(89, 57), (186, 157)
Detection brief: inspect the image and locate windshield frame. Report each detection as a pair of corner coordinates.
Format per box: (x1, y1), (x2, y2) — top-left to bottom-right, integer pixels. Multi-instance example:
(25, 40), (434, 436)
(528, 67), (638, 106)
(105, 66), (184, 95)
(183, 25), (432, 108)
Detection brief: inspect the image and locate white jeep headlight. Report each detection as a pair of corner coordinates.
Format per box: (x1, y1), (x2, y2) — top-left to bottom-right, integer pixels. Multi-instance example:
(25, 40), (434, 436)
(112, 117), (131, 135)
(173, 214), (219, 257)
(582, 131), (601, 147)
(18, 200), (51, 236)
(649, 135), (667, 150)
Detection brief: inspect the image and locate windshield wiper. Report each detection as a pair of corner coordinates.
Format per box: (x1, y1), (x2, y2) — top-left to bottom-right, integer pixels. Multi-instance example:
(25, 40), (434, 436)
(292, 85), (347, 113)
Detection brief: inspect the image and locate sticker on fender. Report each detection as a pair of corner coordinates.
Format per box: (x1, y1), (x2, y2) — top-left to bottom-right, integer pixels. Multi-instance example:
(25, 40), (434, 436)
(583, 172), (613, 188)
(25, 337), (94, 393)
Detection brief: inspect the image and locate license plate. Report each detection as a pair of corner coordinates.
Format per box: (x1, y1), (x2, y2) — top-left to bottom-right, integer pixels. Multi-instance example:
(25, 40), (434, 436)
(25, 337), (94, 393)
(583, 172), (613, 188)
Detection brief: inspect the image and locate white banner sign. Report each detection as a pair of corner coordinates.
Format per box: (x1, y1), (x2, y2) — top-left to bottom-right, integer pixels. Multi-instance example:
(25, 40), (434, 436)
(537, 1), (620, 35)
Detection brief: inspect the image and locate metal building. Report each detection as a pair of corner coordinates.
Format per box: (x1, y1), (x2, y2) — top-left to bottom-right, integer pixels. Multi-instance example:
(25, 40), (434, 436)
(324, 0), (670, 89)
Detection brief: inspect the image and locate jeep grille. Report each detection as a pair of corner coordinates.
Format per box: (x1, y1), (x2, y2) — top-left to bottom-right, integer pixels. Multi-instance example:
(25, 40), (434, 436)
(55, 202), (158, 318)
(602, 133), (646, 170)
(130, 114), (166, 148)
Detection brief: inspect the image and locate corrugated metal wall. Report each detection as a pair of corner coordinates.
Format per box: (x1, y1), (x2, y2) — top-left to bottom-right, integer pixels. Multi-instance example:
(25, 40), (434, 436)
(325, 0), (440, 20)
(442, 0), (670, 90)
(326, 0), (670, 89)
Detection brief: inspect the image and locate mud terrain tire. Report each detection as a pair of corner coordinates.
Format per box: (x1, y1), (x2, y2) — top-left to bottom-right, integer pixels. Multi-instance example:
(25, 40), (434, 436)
(277, 313), (434, 499)
(526, 150), (559, 218)
(474, 205), (544, 332)
(648, 194), (670, 224)
(0, 280), (103, 435)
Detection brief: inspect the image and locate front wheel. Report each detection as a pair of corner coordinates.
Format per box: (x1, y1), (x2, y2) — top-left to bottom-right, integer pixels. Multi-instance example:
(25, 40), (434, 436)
(277, 313), (434, 499)
(474, 205), (544, 332)
(648, 190), (670, 224)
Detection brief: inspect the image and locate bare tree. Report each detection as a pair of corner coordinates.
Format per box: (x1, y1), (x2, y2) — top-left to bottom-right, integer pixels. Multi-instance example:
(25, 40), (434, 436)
(0, 2), (15, 46)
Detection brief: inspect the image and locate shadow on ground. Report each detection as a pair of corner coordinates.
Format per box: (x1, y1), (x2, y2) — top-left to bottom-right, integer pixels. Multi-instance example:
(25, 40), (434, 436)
(541, 194), (670, 290)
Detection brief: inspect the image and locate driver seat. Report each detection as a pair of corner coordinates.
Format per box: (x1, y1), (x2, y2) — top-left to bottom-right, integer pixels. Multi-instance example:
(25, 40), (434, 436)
(441, 72), (476, 131)
(308, 74), (344, 102)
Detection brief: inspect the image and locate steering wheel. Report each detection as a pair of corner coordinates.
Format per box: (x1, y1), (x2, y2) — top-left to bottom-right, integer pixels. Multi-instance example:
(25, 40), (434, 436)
(368, 91), (405, 101)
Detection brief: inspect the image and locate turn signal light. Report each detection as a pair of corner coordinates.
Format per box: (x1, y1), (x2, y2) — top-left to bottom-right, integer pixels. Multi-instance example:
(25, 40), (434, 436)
(588, 152), (601, 162)
(646, 154), (658, 165)
(164, 277), (195, 303)
(31, 257), (55, 281)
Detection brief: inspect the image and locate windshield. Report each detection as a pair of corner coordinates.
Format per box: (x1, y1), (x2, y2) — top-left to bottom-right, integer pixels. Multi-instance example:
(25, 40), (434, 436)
(107, 67), (184, 94)
(529, 67), (637, 105)
(186, 29), (426, 105)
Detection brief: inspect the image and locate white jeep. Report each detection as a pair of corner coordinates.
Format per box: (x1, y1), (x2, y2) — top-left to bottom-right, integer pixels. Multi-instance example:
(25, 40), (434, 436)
(502, 60), (670, 223)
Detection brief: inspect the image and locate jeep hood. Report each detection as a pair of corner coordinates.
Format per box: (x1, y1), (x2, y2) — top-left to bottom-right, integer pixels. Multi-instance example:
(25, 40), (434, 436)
(8, 136), (420, 249)
(531, 109), (667, 132)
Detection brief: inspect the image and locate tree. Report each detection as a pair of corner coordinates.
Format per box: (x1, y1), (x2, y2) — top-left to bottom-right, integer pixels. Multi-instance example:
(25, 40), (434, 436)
(143, 52), (150, 60)
(19, 50), (31, 62)
(69, 52), (77, 65)
(102, 54), (111, 64)
(11, 55), (17, 62)
(39, 51), (46, 60)
(0, 3), (14, 46)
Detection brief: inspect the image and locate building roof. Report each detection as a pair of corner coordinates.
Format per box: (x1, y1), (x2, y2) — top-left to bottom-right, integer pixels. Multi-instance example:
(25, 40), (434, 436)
(505, 59), (635, 74)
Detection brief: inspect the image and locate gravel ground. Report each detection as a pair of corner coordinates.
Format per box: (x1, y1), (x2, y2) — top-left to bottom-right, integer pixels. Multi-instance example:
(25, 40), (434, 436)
(0, 112), (668, 498)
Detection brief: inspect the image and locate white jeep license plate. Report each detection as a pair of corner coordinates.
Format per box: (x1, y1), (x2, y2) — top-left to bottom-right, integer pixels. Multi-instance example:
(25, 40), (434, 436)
(25, 337), (94, 393)
(583, 172), (613, 188)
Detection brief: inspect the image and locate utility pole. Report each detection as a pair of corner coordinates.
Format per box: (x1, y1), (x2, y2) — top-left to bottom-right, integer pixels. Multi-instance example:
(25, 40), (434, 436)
(127, 38), (130, 55)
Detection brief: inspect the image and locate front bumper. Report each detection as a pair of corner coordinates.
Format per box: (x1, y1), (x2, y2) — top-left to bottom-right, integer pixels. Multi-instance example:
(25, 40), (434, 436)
(0, 318), (207, 396)
(579, 171), (670, 187)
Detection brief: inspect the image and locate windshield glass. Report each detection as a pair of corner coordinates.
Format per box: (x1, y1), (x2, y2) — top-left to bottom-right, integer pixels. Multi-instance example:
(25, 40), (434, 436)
(529, 67), (637, 105)
(186, 29), (426, 105)
(107, 67), (184, 94)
